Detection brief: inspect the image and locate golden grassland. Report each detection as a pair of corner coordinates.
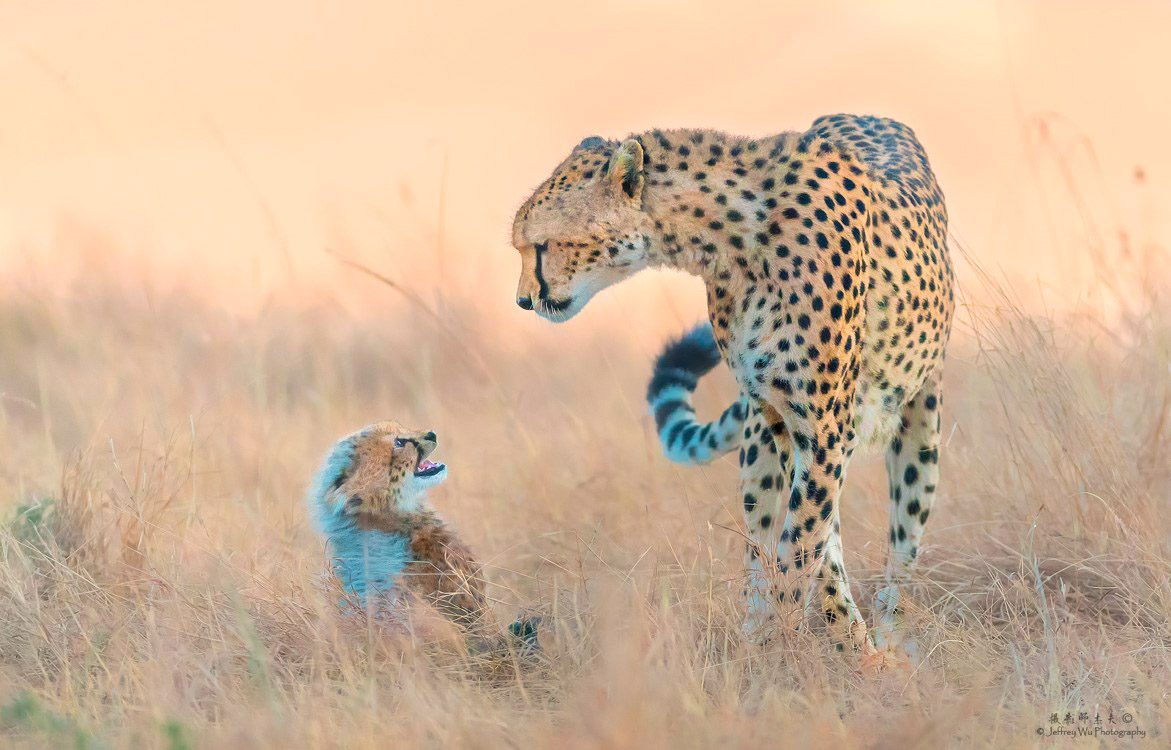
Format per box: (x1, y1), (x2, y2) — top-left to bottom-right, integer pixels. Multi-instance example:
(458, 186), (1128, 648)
(4, 2), (1170, 746)
(0, 232), (1168, 748)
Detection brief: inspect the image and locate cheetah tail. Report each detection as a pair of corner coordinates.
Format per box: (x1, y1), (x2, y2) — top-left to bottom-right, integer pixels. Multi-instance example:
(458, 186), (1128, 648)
(507, 615), (542, 654)
(647, 323), (747, 465)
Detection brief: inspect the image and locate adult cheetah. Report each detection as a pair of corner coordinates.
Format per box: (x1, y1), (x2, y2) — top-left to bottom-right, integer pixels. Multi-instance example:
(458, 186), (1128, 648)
(512, 114), (954, 657)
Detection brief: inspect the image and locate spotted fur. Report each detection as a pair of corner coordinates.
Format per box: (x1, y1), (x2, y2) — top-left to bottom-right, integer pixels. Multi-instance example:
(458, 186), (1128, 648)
(514, 114), (955, 657)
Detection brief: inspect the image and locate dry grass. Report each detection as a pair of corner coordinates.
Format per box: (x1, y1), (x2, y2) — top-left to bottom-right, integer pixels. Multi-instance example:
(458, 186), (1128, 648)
(0, 229), (1168, 749)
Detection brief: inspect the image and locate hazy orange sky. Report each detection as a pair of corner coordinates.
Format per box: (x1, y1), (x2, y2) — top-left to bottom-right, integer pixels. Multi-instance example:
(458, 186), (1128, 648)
(2, 0), (1168, 314)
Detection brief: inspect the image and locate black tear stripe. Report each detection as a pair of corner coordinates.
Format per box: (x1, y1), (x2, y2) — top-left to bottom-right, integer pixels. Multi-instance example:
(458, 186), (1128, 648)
(533, 241), (550, 300)
(330, 462), (350, 491)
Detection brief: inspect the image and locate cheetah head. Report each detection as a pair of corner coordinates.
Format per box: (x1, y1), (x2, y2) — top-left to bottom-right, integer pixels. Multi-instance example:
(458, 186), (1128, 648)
(312, 421), (448, 525)
(512, 136), (655, 322)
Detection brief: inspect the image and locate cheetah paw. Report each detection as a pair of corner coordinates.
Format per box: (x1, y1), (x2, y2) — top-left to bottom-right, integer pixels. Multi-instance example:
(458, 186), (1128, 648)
(860, 645), (913, 677)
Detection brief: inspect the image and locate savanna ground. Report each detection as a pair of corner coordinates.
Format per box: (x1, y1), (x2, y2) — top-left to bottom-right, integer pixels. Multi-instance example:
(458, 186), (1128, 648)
(4, 3), (1171, 747)
(0, 216), (1167, 749)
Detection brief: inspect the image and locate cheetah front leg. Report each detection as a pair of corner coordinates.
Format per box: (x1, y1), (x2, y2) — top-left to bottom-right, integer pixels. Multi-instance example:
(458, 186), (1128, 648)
(805, 521), (860, 638)
(762, 403), (874, 655)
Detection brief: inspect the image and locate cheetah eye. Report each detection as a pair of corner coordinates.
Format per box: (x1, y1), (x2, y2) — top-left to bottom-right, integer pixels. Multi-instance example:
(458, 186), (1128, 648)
(393, 438), (406, 448)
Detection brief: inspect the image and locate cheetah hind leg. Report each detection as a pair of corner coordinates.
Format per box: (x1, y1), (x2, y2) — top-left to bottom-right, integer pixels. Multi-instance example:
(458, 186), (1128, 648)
(874, 378), (942, 660)
(738, 408), (791, 641)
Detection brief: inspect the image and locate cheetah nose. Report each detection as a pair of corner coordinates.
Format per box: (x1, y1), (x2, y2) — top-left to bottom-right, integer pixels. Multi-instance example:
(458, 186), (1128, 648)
(516, 295), (533, 311)
(421, 431), (436, 443)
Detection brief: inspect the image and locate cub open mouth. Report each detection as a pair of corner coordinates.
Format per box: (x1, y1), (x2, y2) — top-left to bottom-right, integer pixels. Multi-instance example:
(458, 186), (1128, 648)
(414, 459), (445, 477)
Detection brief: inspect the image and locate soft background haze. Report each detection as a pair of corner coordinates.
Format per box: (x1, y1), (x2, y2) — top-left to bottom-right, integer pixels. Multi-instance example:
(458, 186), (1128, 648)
(3, 0), (1168, 311)
(1, 2), (1169, 747)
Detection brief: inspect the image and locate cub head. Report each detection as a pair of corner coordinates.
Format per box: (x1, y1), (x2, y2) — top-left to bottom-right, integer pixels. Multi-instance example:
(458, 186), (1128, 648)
(311, 421), (448, 527)
(512, 136), (655, 322)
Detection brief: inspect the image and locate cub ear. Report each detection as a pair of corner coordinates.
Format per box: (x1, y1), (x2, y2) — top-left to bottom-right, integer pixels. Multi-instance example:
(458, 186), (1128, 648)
(607, 138), (645, 205)
(577, 135), (607, 150)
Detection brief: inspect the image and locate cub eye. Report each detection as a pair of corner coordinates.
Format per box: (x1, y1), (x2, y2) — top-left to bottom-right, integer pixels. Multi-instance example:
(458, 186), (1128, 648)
(393, 438), (406, 448)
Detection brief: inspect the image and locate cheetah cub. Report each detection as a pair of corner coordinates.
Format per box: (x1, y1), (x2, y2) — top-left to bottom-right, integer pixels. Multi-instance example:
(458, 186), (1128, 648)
(308, 421), (514, 641)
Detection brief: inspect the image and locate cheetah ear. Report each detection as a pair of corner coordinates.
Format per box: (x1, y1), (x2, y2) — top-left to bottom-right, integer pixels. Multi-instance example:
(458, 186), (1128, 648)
(607, 138), (645, 206)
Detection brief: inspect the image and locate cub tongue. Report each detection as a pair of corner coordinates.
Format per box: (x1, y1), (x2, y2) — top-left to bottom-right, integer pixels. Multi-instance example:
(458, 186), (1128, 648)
(417, 459), (437, 471)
